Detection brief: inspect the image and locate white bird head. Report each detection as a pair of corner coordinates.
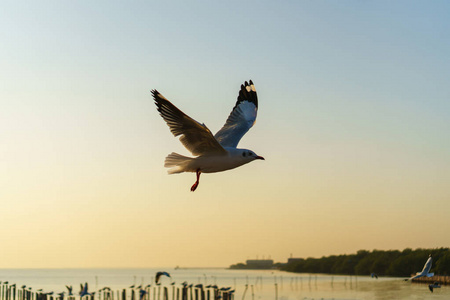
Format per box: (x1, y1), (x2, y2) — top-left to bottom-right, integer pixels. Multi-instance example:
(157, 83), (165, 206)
(237, 149), (265, 162)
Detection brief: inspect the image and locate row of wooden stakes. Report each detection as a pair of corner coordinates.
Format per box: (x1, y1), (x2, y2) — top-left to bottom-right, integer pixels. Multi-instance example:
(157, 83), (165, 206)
(0, 283), (235, 300)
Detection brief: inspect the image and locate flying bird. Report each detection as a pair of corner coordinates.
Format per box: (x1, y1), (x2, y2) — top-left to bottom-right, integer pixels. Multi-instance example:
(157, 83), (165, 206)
(79, 283), (90, 297)
(428, 281), (441, 293)
(152, 80), (264, 191)
(66, 286), (73, 296)
(404, 254), (434, 281)
(139, 289), (147, 300)
(155, 272), (171, 284)
(370, 273), (378, 279)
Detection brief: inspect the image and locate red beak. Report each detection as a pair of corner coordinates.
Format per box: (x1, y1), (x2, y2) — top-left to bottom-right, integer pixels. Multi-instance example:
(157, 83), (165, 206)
(255, 156), (265, 160)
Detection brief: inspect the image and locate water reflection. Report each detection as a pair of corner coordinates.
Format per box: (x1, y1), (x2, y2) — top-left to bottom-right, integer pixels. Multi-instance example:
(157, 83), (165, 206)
(0, 269), (448, 300)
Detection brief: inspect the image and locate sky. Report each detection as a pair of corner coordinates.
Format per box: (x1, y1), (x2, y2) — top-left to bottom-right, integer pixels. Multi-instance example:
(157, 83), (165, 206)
(1, 0), (449, 268)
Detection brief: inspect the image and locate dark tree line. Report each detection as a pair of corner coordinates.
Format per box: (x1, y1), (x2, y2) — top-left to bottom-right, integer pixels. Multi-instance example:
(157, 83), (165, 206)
(280, 248), (450, 277)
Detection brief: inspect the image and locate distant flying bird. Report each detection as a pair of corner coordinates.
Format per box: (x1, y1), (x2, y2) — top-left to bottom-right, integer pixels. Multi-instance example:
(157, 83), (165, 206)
(371, 273), (378, 279)
(79, 283), (90, 297)
(404, 254), (434, 281)
(66, 286), (73, 296)
(428, 281), (441, 293)
(155, 272), (171, 284)
(152, 80), (264, 191)
(139, 289), (147, 300)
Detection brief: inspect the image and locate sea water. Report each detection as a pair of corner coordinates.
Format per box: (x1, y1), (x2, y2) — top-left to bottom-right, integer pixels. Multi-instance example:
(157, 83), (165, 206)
(0, 268), (448, 300)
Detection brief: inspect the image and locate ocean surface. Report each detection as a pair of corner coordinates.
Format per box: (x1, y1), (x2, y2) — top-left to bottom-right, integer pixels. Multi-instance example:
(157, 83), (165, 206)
(0, 268), (448, 300)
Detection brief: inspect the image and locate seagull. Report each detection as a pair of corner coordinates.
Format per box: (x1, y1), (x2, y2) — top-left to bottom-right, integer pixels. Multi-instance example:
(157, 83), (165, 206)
(66, 286), (73, 296)
(139, 289), (147, 300)
(155, 272), (171, 284)
(79, 283), (91, 297)
(404, 254), (434, 281)
(428, 281), (441, 293)
(152, 80), (264, 191)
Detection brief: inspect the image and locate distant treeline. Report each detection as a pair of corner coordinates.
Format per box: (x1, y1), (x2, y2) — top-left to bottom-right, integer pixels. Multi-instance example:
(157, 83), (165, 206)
(281, 248), (450, 277)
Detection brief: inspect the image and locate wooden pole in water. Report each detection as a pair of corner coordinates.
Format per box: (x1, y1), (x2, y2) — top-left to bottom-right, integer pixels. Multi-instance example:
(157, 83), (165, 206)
(163, 288), (168, 300)
(274, 284), (278, 300)
(241, 285), (248, 300)
(250, 285), (254, 300)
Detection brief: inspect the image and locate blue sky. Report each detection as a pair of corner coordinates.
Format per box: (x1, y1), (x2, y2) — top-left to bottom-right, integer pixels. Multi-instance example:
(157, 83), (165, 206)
(1, 1), (449, 267)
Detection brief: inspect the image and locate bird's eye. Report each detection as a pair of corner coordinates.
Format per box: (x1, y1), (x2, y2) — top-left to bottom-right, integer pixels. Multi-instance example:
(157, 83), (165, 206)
(242, 152), (246, 157)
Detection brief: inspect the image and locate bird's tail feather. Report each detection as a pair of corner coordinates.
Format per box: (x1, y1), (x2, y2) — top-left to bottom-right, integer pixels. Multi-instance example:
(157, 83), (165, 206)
(164, 152), (193, 174)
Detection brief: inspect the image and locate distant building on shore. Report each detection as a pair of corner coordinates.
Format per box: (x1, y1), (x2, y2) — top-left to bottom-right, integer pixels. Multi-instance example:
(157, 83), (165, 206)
(229, 259), (274, 269)
(246, 259), (274, 269)
(287, 258), (304, 264)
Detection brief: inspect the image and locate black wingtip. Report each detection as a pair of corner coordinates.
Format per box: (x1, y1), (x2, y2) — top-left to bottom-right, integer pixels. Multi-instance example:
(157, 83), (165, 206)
(151, 89), (160, 99)
(235, 79), (257, 109)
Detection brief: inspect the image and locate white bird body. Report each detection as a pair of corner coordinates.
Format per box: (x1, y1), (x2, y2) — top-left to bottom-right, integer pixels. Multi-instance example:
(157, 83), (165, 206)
(153, 80), (264, 191)
(165, 148), (260, 174)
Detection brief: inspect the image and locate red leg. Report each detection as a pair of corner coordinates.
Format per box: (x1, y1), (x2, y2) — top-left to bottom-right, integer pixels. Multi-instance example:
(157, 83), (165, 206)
(190, 169), (201, 192)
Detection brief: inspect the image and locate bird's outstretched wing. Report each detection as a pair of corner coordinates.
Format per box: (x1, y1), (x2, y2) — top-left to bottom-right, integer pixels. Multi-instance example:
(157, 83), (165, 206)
(421, 256), (433, 273)
(152, 90), (227, 156)
(214, 80), (258, 148)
